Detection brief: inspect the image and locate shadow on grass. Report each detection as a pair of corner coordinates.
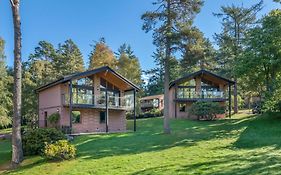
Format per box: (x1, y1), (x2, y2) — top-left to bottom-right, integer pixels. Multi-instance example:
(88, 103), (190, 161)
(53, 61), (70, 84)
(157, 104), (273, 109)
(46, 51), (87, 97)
(7, 113), (281, 174)
(75, 116), (254, 160)
(131, 148), (281, 175)
(234, 112), (281, 149)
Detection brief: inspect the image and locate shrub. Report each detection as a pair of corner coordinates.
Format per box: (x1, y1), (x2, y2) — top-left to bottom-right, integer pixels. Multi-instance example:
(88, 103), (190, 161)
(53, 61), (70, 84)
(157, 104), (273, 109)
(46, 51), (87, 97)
(22, 128), (66, 155)
(126, 108), (163, 119)
(48, 112), (60, 124)
(44, 140), (76, 160)
(190, 101), (225, 120)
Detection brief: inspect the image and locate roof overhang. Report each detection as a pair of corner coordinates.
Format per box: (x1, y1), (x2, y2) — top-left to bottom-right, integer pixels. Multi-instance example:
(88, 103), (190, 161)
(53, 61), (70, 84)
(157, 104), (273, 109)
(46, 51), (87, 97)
(169, 69), (235, 89)
(35, 66), (140, 93)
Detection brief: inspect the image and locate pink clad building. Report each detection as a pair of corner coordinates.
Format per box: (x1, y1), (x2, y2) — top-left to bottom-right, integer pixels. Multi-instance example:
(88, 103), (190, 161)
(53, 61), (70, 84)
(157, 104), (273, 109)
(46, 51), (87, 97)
(36, 66), (139, 134)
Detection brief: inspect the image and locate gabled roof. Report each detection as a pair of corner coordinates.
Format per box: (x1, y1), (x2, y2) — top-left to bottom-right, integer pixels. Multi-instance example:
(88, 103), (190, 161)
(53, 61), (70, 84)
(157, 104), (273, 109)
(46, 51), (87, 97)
(36, 66), (140, 92)
(169, 69), (235, 88)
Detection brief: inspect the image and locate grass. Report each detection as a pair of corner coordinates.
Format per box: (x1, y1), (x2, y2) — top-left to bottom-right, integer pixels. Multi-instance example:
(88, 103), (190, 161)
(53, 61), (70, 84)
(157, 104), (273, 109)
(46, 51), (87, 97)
(1, 112), (281, 174)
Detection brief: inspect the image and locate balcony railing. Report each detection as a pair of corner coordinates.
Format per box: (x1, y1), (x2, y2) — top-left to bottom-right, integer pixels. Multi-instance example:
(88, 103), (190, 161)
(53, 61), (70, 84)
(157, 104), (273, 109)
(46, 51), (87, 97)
(177, 91), (226, 99)
(62, 94), (134, 110)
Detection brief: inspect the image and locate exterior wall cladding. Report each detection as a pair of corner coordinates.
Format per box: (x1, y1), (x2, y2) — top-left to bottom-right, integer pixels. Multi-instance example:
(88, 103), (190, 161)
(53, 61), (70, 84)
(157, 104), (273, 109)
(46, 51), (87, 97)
(38, 74), (127, 133)
(168, 71), (233, 120)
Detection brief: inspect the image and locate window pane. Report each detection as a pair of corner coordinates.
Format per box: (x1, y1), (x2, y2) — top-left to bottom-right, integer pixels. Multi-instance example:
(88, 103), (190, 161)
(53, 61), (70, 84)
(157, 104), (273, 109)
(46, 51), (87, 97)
(72, 111), (81, 123)
(100, 111), (106, 123)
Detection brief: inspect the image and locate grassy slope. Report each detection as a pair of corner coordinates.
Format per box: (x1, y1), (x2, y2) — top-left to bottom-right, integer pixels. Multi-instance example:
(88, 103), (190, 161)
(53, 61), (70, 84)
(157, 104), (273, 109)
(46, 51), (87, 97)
(2, 112), (281, 175)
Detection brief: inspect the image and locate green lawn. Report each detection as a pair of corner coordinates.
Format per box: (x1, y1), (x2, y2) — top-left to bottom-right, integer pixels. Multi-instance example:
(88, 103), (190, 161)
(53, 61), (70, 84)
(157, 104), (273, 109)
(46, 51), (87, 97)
(1, 112), (281, 174)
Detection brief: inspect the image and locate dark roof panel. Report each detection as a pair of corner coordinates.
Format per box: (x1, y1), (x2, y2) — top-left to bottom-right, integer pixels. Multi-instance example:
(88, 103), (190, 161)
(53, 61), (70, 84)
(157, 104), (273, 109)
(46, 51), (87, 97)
(169, 69), (235, 88)
(36, 66), (140, 92)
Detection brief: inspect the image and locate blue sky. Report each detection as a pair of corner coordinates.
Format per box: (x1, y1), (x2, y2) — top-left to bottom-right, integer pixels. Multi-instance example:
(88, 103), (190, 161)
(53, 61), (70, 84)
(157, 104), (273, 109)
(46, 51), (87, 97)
(0, 0), (279, 71)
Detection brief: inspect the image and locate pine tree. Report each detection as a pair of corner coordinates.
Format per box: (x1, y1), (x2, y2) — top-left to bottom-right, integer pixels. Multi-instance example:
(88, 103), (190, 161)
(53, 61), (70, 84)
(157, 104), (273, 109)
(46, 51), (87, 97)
(55, 39), (85, 76)
(142, 0), (203, 134)
(10, 0), (23, 166)
(116, 44), (142, 86)
(28, 41), (57, 85)
(0, 38), (12, 128)
(88, 38), (117, 70)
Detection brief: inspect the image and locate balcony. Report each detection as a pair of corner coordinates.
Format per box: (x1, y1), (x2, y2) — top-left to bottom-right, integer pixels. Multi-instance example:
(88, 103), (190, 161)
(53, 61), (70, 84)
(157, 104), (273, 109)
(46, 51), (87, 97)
(62, 94), (134, 110)
(176, 90), (227, 102)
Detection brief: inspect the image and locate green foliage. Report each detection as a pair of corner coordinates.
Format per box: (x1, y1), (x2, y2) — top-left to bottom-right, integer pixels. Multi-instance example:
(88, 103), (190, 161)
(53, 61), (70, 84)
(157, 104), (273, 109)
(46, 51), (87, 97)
(190, 101), (225, 120)
(116, 44), (142, 86)
(48, 112), (60, 125)
(55, 39), (85, 76)
(44, 140), (76, 160)
(180, 27), (217, 72)
(127, 108), (163, 119)
(22, 128), (66, 155)
(0, 38), (12, 128)
(72, 111), (81, 123)
(88, 38), (117, 70)
(236, 10), (281, 112)
(22, 39), (85, 125)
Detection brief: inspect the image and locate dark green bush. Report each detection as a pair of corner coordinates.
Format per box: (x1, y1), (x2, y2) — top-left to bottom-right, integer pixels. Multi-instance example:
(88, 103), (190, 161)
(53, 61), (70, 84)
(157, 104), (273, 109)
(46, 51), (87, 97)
(126, 108), (163, 119)
(190, 101), (225, 120)
(48, 112), (60, 124)
(44, 140), (76, 160)
(22, 128), (66, 156)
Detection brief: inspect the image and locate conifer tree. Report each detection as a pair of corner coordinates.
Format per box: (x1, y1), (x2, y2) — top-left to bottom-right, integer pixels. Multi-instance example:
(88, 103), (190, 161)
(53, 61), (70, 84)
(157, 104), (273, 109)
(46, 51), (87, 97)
(142, 0), (203, 134)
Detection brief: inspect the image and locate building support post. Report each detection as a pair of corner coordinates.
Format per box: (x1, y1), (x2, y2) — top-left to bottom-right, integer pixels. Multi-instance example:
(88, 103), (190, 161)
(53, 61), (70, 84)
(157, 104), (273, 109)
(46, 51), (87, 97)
(133, 89), (136, 132)
(105, 87), (109, 133)
(69, 80), (73, 134)
(228, 83), (231, 118)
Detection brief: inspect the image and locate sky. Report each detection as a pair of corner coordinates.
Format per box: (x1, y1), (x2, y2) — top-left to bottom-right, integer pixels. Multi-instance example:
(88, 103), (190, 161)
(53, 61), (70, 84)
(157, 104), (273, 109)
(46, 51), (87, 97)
(0, 0), (279, 71)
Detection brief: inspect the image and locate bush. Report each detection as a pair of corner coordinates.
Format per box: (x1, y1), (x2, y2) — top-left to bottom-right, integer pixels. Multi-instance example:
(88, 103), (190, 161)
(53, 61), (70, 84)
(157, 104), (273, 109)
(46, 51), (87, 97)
(48, 112), (60, 124)
(126, 108), (163, 119)
(190, 101), (225, 120)
(44, 140), (76, 160)
(22, 128), (66, 155)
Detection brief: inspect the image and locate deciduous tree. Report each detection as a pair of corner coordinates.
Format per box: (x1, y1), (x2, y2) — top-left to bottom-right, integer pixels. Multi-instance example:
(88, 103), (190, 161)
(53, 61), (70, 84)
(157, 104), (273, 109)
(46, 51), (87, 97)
(88, 38), (117, 70)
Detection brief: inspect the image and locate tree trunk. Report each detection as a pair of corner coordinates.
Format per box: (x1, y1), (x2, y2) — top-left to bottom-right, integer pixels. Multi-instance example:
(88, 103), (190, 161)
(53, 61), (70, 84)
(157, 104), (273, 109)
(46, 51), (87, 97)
(163, 0), (171, 134)
(10, 0), (23, 167)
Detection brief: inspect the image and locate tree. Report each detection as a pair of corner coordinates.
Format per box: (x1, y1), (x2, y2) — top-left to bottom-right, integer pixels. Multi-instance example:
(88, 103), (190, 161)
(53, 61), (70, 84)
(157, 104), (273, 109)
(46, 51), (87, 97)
(236, 10), (281, 98)
(10, 0), (23, 166)
(142, 0), (203, 134)
(55, 39), (85, 77)
(214, 1), (263, 113)
(0, 38), (13, 128)
(88, 38), (117, 70)
(28, 41), (57, 85)
(116, 44), (142, 86)
(180, 27), (217, 73)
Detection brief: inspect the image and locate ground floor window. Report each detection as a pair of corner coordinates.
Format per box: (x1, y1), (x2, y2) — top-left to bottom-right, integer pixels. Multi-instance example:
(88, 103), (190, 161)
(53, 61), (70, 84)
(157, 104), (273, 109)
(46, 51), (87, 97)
(179, 103), (186, 112)
(44, 111), (48, 127)
(72, 111), (81, 123)
(100, 111), (106, 123)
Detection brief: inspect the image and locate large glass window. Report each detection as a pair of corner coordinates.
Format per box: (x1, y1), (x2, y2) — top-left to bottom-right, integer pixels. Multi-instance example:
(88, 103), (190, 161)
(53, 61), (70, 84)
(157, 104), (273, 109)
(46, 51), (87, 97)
(100, 78), (121, 107)
(72, 77), (94, 104)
